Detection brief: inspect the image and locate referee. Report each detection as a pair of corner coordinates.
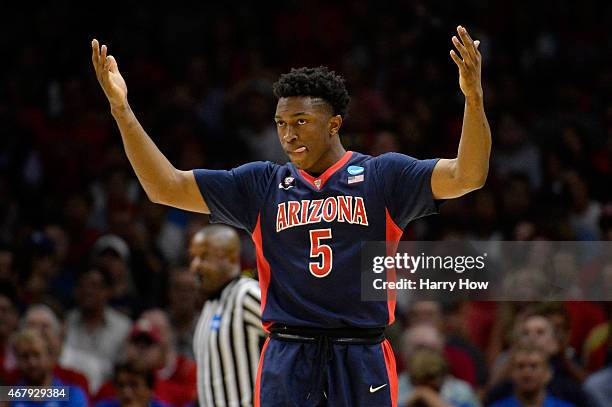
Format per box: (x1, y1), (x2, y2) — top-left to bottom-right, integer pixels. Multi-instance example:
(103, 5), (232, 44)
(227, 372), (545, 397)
(190, 225), (265, 407)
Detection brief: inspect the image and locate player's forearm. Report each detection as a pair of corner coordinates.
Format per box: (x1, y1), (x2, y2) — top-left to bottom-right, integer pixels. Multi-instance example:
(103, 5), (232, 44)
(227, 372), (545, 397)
(455, 94), (491, 189)
(111, 104), (181, 203)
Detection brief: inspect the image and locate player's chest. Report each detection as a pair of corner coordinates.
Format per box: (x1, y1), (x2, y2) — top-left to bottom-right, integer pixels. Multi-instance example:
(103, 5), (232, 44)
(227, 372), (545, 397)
(265, 169), (384, 232)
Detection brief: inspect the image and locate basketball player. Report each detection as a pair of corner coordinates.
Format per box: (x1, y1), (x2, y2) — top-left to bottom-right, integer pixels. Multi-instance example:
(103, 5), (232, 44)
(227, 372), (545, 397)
(91, 24), (490, 406)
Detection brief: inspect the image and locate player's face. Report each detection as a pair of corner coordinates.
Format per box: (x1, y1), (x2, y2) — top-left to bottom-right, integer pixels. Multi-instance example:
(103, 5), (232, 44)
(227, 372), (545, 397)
(275, 97), (340, 172)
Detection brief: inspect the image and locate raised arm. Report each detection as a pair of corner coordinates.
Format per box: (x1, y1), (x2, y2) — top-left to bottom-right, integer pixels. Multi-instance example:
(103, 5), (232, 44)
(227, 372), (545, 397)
(431, 25), (492, 200)
(91, 39), (209, 213)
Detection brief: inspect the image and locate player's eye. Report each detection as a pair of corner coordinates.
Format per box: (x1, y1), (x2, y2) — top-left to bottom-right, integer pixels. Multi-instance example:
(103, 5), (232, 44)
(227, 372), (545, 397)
(276, 121), (286, 127)
(297, 119), (307, 125)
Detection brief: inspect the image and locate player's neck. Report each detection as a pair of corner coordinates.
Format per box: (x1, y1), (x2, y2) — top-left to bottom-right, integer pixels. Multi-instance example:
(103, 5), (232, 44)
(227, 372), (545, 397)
(305, 141), (346, 175)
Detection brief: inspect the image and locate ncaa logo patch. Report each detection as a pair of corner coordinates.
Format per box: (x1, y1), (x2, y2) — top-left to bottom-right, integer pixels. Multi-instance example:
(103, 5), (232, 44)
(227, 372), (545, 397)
(347, 165), (364, 175)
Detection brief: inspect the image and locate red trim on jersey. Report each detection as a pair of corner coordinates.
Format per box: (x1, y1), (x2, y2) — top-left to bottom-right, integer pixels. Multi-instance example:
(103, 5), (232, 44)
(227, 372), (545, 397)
(252, 214), (273, 333)
(382, 339), (398, 407)
(385, 209), (403, 325)
(298, 151), (353, 190)
(254, 337), (270, 407)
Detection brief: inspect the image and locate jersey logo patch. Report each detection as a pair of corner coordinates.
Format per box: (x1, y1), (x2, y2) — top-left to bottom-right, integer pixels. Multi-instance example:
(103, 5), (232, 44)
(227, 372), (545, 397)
(348, 174), (364, 184)
(279, 176), (295, 190)
(369, 384), (387, 393)
(347, 165), (364, 175)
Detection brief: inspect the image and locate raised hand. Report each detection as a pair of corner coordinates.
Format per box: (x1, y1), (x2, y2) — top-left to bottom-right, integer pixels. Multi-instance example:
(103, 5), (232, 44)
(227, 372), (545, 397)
(450, 26), (483, 99)
(91, 39), (128, 109)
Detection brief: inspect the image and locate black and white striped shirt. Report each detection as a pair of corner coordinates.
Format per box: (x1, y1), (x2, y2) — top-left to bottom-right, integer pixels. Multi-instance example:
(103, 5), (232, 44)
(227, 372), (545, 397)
(194, 277), (265, 407)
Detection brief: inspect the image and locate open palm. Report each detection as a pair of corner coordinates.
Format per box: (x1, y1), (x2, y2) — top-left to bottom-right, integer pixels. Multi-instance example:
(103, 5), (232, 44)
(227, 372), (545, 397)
(91, 39), (128, 108)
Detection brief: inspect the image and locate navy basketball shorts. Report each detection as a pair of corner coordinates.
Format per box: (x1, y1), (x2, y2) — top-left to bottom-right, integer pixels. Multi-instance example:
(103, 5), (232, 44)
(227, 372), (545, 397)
(254, 335), (398, 407)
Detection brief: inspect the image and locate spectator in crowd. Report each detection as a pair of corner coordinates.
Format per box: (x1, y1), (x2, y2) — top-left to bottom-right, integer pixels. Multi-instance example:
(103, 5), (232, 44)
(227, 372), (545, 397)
(581, 285), (612, 372)
(92, 234), (138, 316)
(487, 345), (574, 407)
(584, 362), (612, 407)
(22, 304), (90, 398)
(63, 267), (132, 394)
(20, 232), (64, 310)
(441, 301), (489, 388)
(94, 362), (170, 407)
(9, 328), (88, 406)
(402, 348), (456, 407)
(166, 269), (200, 360)
(0, 283), (19, 385)
(492, 114), (541, 190)
(532, 303), (586, 383)
(404, 301), (482, 388)
(486, 311), (588, 407)
(95, 310), (196, 407)
(230, 80), (287, 164)
(582, 301), (612, 407)
(584, 355), (612, 407)
(398, 324), (480, 407)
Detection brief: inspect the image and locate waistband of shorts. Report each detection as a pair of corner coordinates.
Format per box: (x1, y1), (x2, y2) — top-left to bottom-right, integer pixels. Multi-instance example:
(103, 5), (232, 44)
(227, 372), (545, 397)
(269, 324), (386, 344)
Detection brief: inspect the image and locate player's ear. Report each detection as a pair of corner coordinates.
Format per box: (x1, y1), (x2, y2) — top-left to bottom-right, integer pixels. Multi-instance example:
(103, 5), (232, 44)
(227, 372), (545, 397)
(328, 115), (342, 137)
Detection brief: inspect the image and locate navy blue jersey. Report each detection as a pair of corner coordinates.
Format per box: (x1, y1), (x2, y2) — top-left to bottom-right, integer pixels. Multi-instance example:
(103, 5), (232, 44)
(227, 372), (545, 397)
(194, 151), (438, 329)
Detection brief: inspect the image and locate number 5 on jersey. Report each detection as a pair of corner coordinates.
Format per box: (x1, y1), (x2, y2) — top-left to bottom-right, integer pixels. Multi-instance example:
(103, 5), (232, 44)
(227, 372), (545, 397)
(309, 229), (333, 278)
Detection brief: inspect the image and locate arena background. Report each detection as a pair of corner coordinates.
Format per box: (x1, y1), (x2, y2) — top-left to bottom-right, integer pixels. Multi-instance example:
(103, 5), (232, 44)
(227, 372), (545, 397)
(0, 1), (611, 406)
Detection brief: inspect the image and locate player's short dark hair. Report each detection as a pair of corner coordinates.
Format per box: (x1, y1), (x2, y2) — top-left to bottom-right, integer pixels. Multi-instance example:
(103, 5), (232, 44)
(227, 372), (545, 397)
(272, 66), (350, 117)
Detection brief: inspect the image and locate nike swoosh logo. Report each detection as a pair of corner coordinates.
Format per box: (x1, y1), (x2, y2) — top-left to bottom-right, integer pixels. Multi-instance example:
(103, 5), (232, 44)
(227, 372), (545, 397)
(369, 384), (387, 393)
(278, 183), (294, 190)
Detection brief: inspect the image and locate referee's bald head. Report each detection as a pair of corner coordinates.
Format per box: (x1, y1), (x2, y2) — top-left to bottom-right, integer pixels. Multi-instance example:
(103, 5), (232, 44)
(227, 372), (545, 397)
(193, 225), (240, 259)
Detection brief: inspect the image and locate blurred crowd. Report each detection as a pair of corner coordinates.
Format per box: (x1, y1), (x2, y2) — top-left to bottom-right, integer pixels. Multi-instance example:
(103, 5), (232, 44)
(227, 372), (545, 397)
(0, 0), (611, 406)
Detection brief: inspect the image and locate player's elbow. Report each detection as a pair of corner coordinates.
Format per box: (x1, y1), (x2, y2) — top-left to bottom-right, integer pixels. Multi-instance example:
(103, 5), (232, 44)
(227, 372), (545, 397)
(143, 187), (166, 205)
(147, 191), (164, 205)
(141, 174), (179, 206)
(459, 171), (488, 193)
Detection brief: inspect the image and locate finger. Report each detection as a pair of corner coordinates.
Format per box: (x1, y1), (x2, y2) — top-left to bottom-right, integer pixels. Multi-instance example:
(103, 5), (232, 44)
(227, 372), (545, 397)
(459, 26), (478, 61)
(101, 44), (108, 63)
(100, 45), (110, 81)
(91, 39), (99, 63)
(452, 36), (471, 64)
(457, 26), (478, 61)
(91, 39), (100, 75)
(108, 55), (119, 74)
(474, 40), (482, 62)
(450, 50), (464, 69)
(103, 55), (112, 78)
